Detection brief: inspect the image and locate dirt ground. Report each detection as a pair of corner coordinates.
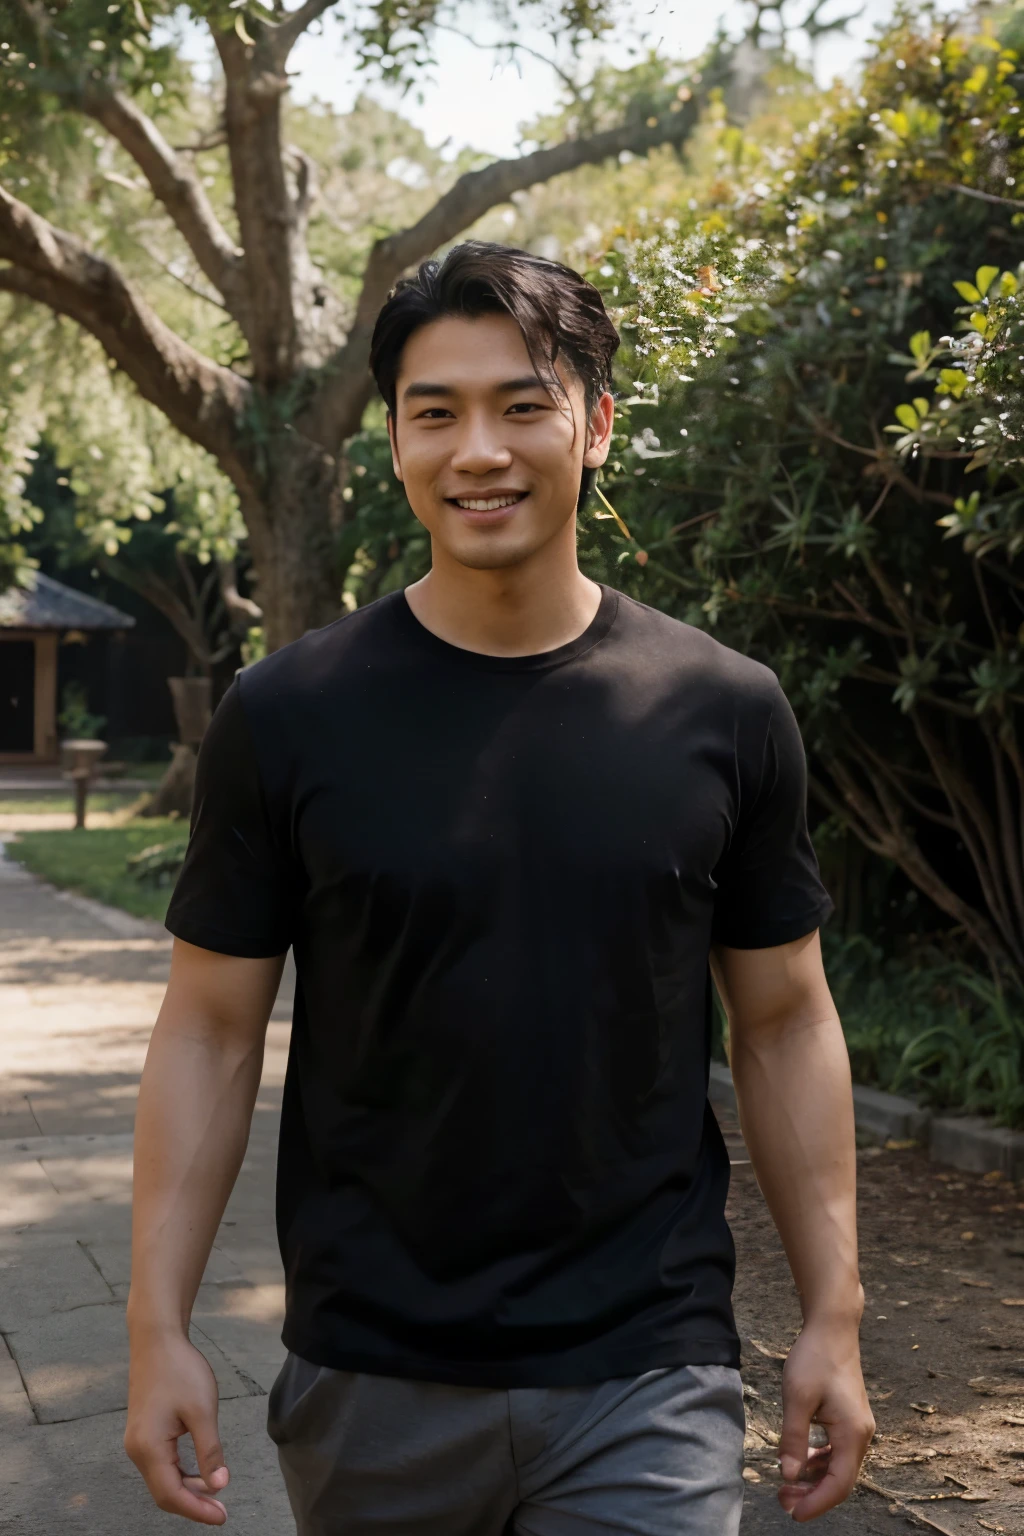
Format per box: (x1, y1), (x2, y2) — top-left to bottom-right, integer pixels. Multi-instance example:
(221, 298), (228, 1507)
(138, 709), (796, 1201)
(719, 1109), (1024, 1534)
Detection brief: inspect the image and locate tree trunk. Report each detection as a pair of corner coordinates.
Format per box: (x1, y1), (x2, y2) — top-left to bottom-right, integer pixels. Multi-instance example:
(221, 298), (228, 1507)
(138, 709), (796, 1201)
(244, 433), (345, 649)
(139, 743), (198, 819)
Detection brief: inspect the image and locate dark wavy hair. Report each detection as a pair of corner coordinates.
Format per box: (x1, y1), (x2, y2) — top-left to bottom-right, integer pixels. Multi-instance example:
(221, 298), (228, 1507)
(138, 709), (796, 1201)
(369, 241), (620, 508)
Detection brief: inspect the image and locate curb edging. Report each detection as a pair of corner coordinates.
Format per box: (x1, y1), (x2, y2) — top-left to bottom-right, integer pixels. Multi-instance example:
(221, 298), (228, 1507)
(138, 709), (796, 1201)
(708, 1062), (1024, 1179)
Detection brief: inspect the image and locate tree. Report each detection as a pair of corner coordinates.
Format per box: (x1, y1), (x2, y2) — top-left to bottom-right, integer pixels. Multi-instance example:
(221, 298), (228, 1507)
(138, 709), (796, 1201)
(0, 0), (731, 649)
(593, 6), (1024, 985)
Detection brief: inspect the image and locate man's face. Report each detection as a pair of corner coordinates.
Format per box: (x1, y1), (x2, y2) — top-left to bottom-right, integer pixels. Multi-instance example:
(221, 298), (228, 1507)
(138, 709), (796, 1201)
(388, 312), (614, 571)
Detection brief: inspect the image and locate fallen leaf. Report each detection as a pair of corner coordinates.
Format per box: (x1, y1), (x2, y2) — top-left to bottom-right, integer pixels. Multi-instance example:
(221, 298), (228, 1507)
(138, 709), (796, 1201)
(943, 1474), (970, 1491)
(748, 1337), (789, 1361)
(1002, 1414), (1024, 1426)
(741, 1466), (761, 1483)
(910, 1402), (938, 1414)
(981, 1170), (1003, 1183)
(960, 1493), (993, 1503)
(961, 1231), (976, 1241)
(976, 1520), (1004, 1532)
(869, 1388), (895, 1401)
(886, 1138), (918, 1150)
(1000, 1297), (1024, 1306)
(961, 1277), (994, 1288)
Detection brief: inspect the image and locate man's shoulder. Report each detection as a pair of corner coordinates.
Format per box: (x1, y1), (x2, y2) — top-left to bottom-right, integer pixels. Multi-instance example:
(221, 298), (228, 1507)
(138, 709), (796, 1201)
(613, 592), (779, 707)
(236, 593), (401, 709)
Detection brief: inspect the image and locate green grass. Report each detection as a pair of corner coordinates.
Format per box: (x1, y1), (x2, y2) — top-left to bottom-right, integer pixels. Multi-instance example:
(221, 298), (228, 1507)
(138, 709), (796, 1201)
(5, 822), (188, 921)
(0, 792), (144, 815)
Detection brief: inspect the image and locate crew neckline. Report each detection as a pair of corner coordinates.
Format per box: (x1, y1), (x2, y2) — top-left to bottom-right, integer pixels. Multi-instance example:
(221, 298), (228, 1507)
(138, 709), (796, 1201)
(393, 584), (620, 673)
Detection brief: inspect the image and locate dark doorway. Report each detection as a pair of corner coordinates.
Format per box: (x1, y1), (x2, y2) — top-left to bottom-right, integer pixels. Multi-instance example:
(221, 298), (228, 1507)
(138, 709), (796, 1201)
(0, 641), (36, 752)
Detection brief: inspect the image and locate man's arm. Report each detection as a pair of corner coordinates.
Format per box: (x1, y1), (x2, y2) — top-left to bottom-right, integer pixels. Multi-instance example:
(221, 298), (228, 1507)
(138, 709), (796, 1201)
(711, 928), (875, 1524)
(125, 937), (286, 1527)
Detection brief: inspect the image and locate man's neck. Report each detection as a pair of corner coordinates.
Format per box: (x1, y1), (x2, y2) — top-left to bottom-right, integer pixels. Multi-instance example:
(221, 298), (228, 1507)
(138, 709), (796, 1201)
(404, 538), (602, 659)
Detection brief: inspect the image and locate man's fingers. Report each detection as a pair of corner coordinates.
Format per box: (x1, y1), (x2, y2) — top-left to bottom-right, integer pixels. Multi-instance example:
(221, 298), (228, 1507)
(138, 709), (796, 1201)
(785, 1441), (866, 1523)
(778, 1389), (815, 1483)
(144, 1461), (228, 1525)
(192, 1424), (229, 1492)
(126, 1408), (229, 1525)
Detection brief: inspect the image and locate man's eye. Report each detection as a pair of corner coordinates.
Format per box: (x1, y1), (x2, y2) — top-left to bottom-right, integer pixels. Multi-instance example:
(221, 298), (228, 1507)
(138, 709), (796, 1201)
(417, 408), (453, 419)
(507, 402), (542, 414)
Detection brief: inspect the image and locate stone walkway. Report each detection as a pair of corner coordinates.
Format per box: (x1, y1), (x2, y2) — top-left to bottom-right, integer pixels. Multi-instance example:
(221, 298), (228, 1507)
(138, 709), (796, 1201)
(0, 845), (294, 1534)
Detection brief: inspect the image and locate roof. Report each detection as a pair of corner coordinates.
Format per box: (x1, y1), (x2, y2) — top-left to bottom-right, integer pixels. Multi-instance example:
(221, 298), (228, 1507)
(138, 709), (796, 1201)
(0, 572), (136, 632)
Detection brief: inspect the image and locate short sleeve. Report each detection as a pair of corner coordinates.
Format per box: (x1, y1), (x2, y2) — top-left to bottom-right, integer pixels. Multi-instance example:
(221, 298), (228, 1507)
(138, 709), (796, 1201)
(711, 680), (834, 950)
(164, 679), (297, 957)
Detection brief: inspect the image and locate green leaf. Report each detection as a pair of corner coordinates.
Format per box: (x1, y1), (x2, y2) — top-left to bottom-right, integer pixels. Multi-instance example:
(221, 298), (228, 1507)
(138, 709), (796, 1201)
(970, 312), (989, 335)
(938, 368), (969, 398)
(909, 329), (932, 361)
(954, 280), (982, 302)
(975, 265), (1000, 297)
(895, 403), (921, 430)
(912, 397), (930, 418)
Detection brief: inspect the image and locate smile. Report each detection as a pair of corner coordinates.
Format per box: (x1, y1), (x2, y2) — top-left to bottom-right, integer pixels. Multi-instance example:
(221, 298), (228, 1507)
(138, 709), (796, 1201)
(449, 493), (527, 511)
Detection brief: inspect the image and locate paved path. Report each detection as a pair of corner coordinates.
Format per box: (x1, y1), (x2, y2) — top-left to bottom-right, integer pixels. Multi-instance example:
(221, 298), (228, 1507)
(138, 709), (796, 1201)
(0, 845), (294, 1534)
(0, 845), (899, 1535)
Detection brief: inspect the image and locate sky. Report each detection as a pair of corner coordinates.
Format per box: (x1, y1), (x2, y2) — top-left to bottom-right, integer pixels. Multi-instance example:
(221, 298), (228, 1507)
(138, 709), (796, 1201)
(178, 0), (910, 159)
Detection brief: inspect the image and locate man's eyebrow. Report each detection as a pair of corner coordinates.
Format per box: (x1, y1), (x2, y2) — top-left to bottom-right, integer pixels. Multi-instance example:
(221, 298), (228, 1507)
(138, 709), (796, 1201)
(401, 375), (549, 402)
(402, 381), (454, 400)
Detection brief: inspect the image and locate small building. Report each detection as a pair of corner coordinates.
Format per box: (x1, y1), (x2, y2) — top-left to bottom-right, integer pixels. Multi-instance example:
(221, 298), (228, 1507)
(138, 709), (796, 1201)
(0, 573), (135, 764)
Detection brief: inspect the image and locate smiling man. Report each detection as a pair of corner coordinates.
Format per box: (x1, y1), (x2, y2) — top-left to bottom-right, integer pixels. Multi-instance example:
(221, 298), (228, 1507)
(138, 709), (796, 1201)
(125, 242), (873, 1534)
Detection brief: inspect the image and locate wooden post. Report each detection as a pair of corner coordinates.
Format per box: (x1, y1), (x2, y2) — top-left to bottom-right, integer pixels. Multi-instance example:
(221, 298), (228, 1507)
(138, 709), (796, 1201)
(34, 632), (58, 762)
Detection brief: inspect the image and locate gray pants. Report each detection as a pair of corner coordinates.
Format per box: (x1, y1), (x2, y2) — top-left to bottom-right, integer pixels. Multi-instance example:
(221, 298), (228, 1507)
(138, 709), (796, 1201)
(267, 1354), (744, 1535)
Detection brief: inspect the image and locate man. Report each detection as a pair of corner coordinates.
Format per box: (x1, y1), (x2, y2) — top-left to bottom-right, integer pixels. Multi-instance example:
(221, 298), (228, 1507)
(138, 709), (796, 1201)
(125, 241), (873, 1533)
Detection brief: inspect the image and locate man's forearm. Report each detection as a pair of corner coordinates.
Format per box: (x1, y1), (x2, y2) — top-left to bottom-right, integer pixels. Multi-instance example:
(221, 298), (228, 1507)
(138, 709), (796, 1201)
(730, 1012), (861, 1323)
(127, 1011), (264, 1338)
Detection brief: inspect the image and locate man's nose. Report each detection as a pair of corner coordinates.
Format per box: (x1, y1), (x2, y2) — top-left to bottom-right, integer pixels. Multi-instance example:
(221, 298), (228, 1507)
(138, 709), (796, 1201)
(449, 415), (513, 475)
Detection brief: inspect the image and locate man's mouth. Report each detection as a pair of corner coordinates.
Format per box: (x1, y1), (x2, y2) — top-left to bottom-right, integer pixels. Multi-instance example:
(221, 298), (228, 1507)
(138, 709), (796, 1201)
(446, 492), (528, 512)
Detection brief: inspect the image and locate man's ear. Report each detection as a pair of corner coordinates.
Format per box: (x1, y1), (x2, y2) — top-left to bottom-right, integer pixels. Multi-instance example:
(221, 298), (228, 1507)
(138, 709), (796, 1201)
(582, 391), (616, 469)
(387, 412), (404, 482)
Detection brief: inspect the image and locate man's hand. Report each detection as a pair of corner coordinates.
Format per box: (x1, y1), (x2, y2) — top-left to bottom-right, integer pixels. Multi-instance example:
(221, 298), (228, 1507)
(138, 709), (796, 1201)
(125, 941), (284, 1522)
(777, 1320), (875, 1522)
(125, 1332), (230, 1525)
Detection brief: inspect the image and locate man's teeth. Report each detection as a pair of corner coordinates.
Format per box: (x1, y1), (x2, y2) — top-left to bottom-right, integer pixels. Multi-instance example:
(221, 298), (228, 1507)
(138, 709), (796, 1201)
(454, 495), (522, 511)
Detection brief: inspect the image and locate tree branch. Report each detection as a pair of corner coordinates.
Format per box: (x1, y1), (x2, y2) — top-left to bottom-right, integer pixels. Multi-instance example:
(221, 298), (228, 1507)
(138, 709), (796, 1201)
(938, 181), (1024, 214)
(307, 88), (718, 445)
(269, 0), (338, 62)
(218, 558), (263, 628)
(102, 557), (213, 673)
(214, 24), (305, 383)
(814, 752), (1010, 976)
(432, 22), (582, 98)
(0, 185), (255, 497)
(81, 88), (245, 316)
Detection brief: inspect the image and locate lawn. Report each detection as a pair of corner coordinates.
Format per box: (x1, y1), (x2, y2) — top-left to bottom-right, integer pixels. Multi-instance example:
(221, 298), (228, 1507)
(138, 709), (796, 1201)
(0, 791), (146, 815)
(5, 821), (188, 921)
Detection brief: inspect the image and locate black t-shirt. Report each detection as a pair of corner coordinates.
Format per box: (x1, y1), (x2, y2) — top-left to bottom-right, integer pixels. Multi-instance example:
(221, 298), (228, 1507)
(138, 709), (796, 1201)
(166, 585), (832, 1386)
